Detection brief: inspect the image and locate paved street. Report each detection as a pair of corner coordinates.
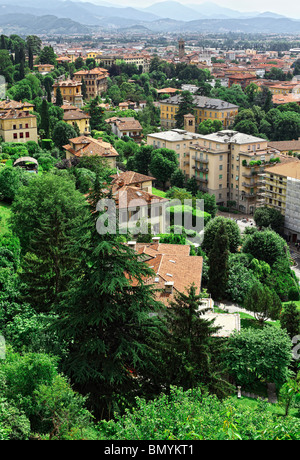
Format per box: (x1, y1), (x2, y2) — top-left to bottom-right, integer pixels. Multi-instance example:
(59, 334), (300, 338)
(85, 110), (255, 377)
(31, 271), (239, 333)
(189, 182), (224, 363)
(289, 244), (300, 282)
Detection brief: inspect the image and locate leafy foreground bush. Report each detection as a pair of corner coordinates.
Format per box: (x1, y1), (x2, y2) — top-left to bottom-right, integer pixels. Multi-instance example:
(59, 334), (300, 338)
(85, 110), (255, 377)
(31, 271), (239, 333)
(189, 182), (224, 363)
(98, 387), (300, 440)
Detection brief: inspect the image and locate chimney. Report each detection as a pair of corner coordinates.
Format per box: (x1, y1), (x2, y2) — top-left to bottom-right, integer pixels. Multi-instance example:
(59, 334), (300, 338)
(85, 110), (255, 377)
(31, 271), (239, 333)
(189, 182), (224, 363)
(164, 281), (174, 294)
(128, 241), (137, 251)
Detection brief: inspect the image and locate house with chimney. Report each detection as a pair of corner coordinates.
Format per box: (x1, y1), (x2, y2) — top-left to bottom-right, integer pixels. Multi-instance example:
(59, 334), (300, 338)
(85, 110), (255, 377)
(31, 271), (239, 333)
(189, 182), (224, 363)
(130, 239), (203, 307)
(110, 170), (169, 235)
(105, 117), (143, 142)
(63, 135), (118, 168)
(126, 238), (240, 336)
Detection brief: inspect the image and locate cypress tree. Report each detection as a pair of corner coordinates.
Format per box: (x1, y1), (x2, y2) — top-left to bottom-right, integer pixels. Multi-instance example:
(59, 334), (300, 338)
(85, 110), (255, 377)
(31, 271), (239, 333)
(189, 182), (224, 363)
(28, 45), (33, 70)
(40, 99), (50, 138)
(81, 77), (87, 100)
(55, 86), (63, 106)
(208, 220), (229, 300)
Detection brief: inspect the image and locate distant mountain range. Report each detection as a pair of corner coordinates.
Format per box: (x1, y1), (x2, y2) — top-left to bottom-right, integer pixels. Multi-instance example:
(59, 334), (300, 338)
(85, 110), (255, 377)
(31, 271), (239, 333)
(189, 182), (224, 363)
(0, 0), (299, 35)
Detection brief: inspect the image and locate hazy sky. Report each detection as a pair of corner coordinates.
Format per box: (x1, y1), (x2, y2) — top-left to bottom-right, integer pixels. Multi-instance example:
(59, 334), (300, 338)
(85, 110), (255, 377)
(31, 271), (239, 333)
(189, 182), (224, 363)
(90, 0), (300, 18)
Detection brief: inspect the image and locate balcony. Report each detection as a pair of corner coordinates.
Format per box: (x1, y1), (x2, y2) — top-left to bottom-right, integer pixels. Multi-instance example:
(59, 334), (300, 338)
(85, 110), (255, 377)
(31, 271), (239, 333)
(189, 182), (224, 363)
(197, 177), (208, 183)
(193, 156), (209, 163)
(242, 181), (257, 188)
(243, 192), (257, 199)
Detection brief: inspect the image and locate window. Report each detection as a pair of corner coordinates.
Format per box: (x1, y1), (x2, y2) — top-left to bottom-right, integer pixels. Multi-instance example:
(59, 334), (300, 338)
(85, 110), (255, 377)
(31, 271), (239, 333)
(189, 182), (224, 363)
(219, 165), (223, 170)
(219, 174), (223, 179)
(26, 132), (30, 138)
(219, 155), (223, 160)
(13, 133), (17, 139)
(25, 123), (29, 128)
(13, 124), (16, 130)
(19, 132), (24, 138)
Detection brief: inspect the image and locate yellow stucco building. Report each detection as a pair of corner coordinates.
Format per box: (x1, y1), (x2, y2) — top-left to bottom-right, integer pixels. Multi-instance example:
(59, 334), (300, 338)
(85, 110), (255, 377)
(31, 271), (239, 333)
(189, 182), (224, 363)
(63, 108), (91, 135)
(147, 127), (285, 214)
(0, 109), (38, 143)
(53, 80), (83, 108)
(159, 95), (239, 129)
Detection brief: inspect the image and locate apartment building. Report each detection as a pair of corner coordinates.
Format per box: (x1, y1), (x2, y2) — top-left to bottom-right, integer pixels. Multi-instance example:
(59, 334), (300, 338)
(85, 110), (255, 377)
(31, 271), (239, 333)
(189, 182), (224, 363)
(148, 128), (282, 214)
(98, 54), (150, 73)
(0, 109), (38, 143)
(267, 81), (300, 96)
(257, 160), (300, 242)
(159, 94), (238, 129)
(73, 68), (109, 100)
(53, 80), (83, 108)
(188, 130), (283, 214)
(147, 127), (204, 175)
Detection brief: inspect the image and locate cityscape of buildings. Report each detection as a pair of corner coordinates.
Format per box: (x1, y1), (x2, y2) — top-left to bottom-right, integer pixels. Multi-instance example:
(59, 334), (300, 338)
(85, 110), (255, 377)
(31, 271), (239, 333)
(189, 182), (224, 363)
(1, 19), (300, 441)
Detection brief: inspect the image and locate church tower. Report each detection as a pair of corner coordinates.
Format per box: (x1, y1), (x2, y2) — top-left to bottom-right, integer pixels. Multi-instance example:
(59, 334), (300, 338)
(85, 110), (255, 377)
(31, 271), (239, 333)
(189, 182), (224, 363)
(184, 113), (195, 133)
(178, 38), (185, 59)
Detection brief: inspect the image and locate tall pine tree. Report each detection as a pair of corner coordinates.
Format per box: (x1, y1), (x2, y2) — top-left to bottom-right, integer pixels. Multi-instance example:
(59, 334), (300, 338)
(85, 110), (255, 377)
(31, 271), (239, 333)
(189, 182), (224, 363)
(165, 284), (231, 397)
(52, 181), (167, 417)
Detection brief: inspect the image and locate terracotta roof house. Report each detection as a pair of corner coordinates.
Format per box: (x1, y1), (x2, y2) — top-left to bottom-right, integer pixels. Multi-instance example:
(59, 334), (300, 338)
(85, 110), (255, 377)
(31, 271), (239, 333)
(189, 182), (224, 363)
(34, 64), (55, 74)
(267, 139), (300, 156)
(110, 170), (156, 193)
(63, 135), (118, 169)
(126, 238), (241, 336)
(52, 79), (83, 108)
(106, 171), (169, 235)
(63, 109), (91, 135)
(156, 87), (181, 96)
(272, 94), (300, 106)
(0, 99), (34, 112)
(105, 117), (143, 142)
(129, 239), (203, 307)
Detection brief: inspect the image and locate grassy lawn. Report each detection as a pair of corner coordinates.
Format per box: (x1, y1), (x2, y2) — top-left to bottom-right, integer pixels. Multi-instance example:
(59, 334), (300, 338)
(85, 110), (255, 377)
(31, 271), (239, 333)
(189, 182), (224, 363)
(0, 201), (12, 236)
(283, 300), (300, 310)
(152, 187), (167, 198)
